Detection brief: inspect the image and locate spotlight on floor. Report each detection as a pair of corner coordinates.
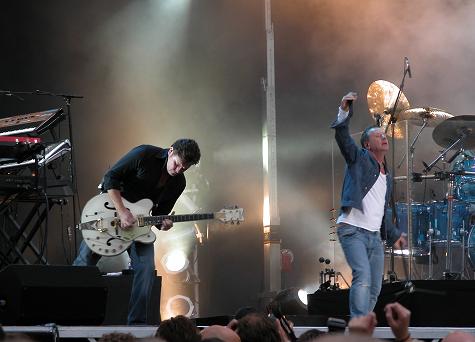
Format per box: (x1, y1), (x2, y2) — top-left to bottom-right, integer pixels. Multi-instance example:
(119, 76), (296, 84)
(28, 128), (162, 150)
(165, 294), (195, 318)
(270, 287), (308, 315)
(161, 250), (189, 274)
(297, 289), (308, 306)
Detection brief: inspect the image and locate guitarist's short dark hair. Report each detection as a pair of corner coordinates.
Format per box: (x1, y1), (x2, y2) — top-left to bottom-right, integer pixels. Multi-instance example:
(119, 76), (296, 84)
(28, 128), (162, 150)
(171, 139), (201, 165)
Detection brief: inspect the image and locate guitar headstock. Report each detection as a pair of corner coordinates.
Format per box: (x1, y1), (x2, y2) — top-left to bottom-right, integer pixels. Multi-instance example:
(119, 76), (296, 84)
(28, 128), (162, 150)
(215, 206), (244, 224)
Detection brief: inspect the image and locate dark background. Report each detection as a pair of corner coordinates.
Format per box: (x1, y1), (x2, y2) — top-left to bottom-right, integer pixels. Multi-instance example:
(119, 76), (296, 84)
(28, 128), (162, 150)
(1, 0), (475, 318)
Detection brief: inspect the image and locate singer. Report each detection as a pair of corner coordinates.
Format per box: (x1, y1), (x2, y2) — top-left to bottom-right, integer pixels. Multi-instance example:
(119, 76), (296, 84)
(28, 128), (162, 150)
(330, 92), (406, 317)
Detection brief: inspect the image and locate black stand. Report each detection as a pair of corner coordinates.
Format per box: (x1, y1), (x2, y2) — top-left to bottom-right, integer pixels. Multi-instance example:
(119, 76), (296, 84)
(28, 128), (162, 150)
(0, 191), (67, 267)
(385, 58), (411, 281)
(34, 90), (82, 257)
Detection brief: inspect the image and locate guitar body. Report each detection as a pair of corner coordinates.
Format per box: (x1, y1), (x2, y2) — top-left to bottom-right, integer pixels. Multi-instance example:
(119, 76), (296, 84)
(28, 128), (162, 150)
(78, 193), (244, 257)
(80, 193), (157, 256)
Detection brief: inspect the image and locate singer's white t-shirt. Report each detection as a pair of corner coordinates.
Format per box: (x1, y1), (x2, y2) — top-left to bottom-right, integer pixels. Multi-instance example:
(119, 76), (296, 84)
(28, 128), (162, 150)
(337, 172), (387, 232)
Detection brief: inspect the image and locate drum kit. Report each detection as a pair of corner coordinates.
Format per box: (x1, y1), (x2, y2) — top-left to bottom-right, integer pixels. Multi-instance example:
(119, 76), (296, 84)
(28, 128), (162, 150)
(367, 80), (475, 280)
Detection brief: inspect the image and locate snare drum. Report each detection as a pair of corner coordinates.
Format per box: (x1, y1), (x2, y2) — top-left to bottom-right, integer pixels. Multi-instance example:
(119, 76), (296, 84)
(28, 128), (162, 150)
(429, 200), (471, 241)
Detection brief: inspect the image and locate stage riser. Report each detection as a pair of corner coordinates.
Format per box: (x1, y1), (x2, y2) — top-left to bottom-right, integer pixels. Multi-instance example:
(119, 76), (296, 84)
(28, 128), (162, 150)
(308, 280), (475, 327)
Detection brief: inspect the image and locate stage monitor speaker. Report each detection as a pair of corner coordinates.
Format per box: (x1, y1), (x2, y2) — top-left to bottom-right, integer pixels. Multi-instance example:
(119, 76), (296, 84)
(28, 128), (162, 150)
(102, 271), (162, 325)
(0, 265), (107, 325)
(375, 280), (475, 327)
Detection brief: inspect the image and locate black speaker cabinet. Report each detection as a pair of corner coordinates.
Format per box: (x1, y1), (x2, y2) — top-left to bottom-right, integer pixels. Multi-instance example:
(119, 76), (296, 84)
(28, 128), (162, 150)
(102, 272), (162, 325)
(0, 265), (107, 325)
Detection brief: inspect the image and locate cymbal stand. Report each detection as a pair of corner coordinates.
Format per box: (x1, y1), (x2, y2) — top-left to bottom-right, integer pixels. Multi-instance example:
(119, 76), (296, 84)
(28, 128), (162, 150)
(403, 120), (432, 280)
(423, 134), (466, 173)
(427, 222), (434, 279)
(397, 118), (429, 169)
(443, 172), (462, 279)
(461, 220), (466, 279)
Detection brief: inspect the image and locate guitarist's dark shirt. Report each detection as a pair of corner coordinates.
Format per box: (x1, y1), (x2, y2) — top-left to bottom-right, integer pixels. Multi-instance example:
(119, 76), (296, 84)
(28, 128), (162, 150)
(101, 145), (186, 215)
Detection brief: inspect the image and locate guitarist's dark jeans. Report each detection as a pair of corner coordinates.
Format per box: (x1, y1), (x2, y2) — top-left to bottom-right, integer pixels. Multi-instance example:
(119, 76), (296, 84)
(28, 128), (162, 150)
(73, 240), (156, 325)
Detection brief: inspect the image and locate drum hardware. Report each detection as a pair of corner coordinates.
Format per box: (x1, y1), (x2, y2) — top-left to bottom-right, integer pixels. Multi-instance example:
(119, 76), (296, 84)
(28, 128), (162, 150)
(468, 227), (475, 270)
(422, 116), (475, 278)
(461, 223), (467, 279)
(427, 225), (434, 279)
(423, 134), (468, 173)
(397, 119), (427, 169)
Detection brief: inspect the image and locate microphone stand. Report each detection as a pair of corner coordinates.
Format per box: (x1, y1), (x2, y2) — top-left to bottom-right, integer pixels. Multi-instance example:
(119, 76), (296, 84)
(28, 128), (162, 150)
(385, 58), (411, 281)
(30, 89), (83, 257)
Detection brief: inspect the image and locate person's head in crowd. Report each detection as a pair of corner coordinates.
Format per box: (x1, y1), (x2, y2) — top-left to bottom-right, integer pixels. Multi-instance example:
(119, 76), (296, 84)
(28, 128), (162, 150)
(140, 338), (167, 342)
(443, 332), (475, 342)
(201, 339), (225, 342)
(98, 332), (135, 342)
(2, 333), (36, 342)
(235, 313), (281, 342)
(200, 325), (240, 342)
(312, 335), (383, 342)
(155, 315), (200, 342)
(297, 328), (326, 342)
(234, 307), (258, 320)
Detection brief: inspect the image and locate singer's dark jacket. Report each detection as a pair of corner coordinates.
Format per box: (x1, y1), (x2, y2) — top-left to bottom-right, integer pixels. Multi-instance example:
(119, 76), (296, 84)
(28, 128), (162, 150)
(330, 106), (401, 245)
(101, 144), (186, 215)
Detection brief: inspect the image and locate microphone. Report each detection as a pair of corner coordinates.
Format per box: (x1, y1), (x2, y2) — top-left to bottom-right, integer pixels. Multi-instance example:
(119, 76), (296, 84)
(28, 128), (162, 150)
(404, 57), (412, 78)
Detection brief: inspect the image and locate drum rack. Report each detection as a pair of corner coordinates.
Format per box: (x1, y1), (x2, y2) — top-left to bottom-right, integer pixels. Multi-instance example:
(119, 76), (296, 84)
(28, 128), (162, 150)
(391, 116), (475, 281)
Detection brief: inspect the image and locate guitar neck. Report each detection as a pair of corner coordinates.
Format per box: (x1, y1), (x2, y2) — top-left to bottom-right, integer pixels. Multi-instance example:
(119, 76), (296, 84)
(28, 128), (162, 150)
(141, 213), (215, 226)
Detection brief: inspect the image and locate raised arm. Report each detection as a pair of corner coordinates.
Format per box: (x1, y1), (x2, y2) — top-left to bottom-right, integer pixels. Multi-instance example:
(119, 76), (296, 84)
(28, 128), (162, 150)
(330, 92), (360, 164)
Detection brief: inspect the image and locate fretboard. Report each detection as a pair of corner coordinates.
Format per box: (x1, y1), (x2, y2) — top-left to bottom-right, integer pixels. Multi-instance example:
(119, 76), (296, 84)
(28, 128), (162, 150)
(142, 213), (215, 226)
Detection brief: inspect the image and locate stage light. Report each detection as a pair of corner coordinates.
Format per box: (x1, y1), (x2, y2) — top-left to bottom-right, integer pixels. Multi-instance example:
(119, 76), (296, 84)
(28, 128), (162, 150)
(165, 294), (194, 318)
(297, 289), (308, 306)
(161, 250), (189, 274)
(270, 287), (308, 315)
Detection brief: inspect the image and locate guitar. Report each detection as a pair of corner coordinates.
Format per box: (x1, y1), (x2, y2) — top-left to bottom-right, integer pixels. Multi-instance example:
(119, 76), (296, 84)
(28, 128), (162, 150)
(77, 193), (244, 256)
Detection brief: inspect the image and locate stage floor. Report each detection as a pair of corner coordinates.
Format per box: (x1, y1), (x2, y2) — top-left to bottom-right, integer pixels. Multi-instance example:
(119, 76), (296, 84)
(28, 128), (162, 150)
(4, 325), (475, 340)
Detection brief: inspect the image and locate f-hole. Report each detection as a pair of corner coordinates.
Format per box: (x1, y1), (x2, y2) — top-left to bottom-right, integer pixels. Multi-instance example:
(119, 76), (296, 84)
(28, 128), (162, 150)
(104, 201), (115, 210)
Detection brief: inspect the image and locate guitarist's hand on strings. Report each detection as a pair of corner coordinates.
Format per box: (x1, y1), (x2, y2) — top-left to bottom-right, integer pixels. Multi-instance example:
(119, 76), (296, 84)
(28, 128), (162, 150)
(161, 219), (173, 231)
(107, 189), (136, 230)
(118, 208), (136, 230)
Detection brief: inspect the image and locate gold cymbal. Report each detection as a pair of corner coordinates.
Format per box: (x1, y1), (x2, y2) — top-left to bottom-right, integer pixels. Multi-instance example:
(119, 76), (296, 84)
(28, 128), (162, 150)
(367, 80), (410, 125)
(367, 80), (410, 139)
(399, 107), (453, 127)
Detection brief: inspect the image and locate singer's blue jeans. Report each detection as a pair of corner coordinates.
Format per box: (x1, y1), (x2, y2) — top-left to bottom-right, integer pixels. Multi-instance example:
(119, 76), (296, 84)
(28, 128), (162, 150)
(73, 240), (156, 324)
(337, 223), (384, 318)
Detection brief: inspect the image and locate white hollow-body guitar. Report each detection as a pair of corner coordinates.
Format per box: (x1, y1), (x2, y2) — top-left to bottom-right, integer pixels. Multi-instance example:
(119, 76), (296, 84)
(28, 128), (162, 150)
(77, 193), (244, 256)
